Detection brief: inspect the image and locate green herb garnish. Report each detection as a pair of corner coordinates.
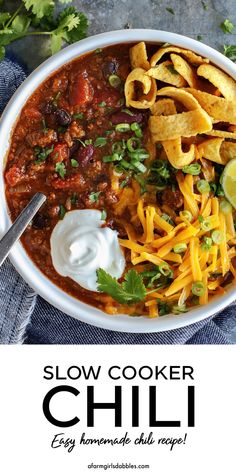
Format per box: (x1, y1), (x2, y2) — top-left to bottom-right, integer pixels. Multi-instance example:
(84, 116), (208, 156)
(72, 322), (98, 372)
(71, 158), (78, 167)
(89, 191), (101, 203)
(97, 268), (146, 304)
(201, 1), (208, 10)
(98, 101), (106, 107)
(0, 1), (88, 60)
(59, 204), (66, 220)
(221, 19), (234, 34)
(166, 7), (174, 14)
(55, 162), (66, 179)
(35, 145), (53, 164)
(223, 44), (236, 61)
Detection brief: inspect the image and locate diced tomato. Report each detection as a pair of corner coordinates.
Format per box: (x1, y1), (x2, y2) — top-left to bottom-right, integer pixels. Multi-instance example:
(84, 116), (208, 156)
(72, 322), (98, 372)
(50, 143), (69, 163)
(69, 73), (94, 106)
(51, 173), (85, 190)
(5, 164), (25, 187)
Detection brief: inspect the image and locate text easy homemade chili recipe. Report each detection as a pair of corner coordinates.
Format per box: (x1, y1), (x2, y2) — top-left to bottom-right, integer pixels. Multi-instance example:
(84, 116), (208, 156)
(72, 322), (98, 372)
(4, 41), (236, 318)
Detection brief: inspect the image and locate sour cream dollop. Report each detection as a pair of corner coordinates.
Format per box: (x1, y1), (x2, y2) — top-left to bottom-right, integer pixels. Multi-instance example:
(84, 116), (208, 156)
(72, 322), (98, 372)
(50, 209), (125, 291)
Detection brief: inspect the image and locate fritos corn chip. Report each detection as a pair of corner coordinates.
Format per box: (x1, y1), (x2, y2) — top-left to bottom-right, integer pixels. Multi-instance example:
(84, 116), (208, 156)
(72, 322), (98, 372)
(171, 53), (198, 88)
(185, 88), (236, 124)
(147, 60), (187, 87)
(151, 98), (177, 115)
(130, 41), (150, 70)
(124, 67), (157, 108)
(150, 46), (209, 67)
(197, 64), (236, 100)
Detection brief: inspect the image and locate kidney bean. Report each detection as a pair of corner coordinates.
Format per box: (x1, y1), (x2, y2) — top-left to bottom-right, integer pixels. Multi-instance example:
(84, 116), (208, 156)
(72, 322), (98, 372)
(55, 108), (72, 127)
(110, 110), (143, 125)
(76, 144), (94, 167)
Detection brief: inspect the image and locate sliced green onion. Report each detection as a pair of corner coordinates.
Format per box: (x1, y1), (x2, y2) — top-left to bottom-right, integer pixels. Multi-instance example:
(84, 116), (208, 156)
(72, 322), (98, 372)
(120, 159), (132, 169)
(98, 101), (106, 107)
(108, 74), (121, 88)
(173, 243), (187, 254)
(129, 149), (149, 160)
(112, 141), (126, 153)
(172, 304), (188, 314)
(70, 159), (78, 168)
(115, 123), (130, 133)
(179, 210), (193, 222)
(192, 281), (206, 297)
(212, 229), (223, 244)
(197, 179), (210, 194)
(161, 213), (174, 225)
(94, 137), (107, 147)
(103, 153), (122, 163)
(200, 217), (211, 231)
(220, 199), (232, 214)
(130, 122), (143, 137)
(182, 163), (201, 175)
(159, 262), (173, 277)
(201, 236), (212, 251)
(131, 160), (147, 173)
(126, 137), (141, 152)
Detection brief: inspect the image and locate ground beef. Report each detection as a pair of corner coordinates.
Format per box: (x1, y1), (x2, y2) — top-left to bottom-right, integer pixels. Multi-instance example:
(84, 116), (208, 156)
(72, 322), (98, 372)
(26, 129), (57, 147)
(161, 188), (184, 210)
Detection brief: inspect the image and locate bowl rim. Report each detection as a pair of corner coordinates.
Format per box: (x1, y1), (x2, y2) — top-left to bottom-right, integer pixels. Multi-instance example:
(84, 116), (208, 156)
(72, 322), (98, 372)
(1, 28), (236, 334)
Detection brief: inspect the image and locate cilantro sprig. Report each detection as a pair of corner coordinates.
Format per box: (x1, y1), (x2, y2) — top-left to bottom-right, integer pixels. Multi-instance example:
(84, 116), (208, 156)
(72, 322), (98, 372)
(97, 268), (146, 304)
(0, 1), (88, 60)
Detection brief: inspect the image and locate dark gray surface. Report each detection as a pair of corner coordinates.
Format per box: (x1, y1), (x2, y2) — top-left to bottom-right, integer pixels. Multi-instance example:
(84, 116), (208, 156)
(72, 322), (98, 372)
(4, 0), (236, 341)
(6, 0), (236, 69)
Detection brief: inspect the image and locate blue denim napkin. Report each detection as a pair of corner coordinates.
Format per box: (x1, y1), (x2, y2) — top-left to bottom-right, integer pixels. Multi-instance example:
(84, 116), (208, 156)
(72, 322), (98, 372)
(1, 58), (236, 344)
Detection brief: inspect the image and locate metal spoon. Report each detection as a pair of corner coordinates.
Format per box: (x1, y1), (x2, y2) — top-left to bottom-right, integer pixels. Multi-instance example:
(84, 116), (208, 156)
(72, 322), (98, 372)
(0, 192), (46, 268)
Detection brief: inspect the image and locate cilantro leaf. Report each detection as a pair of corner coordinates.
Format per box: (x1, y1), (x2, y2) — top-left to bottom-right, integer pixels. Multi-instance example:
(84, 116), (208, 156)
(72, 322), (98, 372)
(0, 13), (11, 26)
(23, 0), (55, 19)
(221, 19), (234, 34)
(166, 7), (174, 14)
(89, 191), (101, 203)
(59, 0), (73, 3)
(201, 1), (208, 10)
(58, 7), (88, 43)
(11, 15), (31, 34)
(97, 268), (146, 304)
(55, 162), (66, 179)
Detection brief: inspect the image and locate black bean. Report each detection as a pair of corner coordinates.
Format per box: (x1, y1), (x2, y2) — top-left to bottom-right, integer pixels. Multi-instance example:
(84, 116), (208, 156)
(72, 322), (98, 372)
(41, 101), (56, 114)
(69, 140), (81, 157)
(55, 108), (72, 127)
(32, 213), (50, 229)
(102, 58), (118, 78)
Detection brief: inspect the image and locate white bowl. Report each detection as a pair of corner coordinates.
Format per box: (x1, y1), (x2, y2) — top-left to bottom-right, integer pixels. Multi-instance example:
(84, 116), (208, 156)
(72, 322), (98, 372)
(1, 29), (236, 333)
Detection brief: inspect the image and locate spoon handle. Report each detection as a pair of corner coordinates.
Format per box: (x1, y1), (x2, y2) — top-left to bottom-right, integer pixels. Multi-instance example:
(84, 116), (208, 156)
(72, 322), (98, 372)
(0, 192), (46, 268)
